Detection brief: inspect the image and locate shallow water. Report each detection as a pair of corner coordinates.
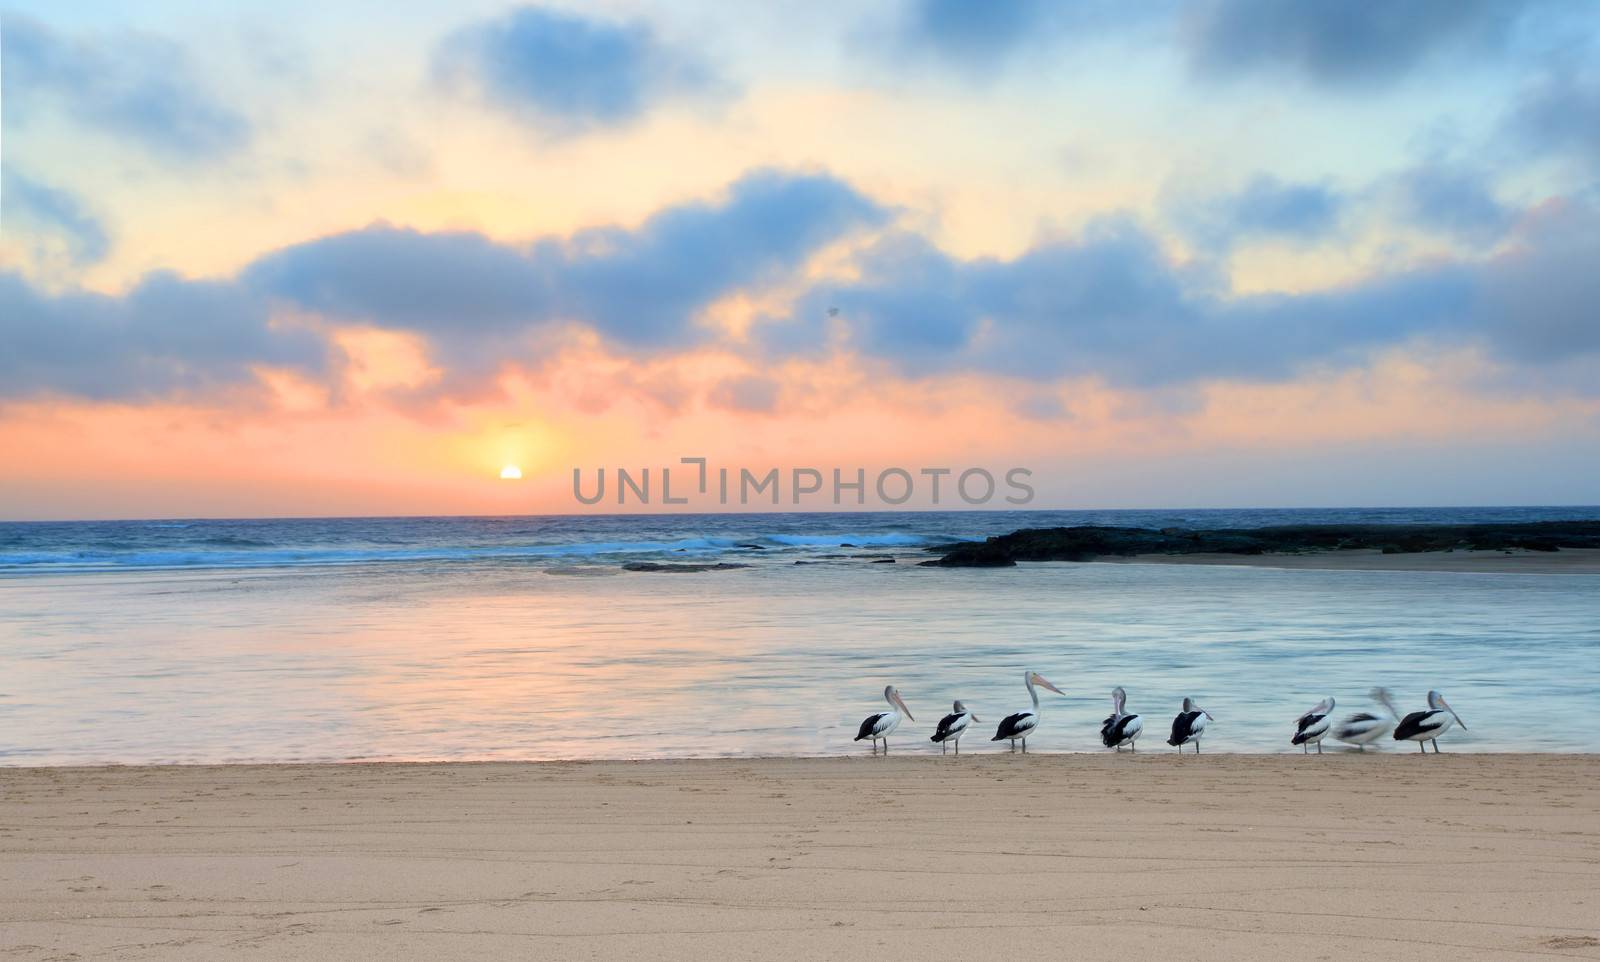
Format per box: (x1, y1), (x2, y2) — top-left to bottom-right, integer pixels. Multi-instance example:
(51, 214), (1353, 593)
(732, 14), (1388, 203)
(3, 533), (1596, 763)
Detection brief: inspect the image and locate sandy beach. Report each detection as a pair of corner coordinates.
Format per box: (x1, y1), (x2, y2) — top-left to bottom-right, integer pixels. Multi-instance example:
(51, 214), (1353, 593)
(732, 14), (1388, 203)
(3, 755), (1598, 960)
(1099, 547), (1600, 574)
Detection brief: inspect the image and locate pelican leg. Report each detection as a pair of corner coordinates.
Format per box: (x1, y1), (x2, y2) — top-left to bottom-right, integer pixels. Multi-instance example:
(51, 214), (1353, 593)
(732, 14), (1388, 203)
(1195, 741), (1201, 754)
(1316, 742), (1322, 754)
(1302, 743), (1307, 754)
(1021, 737), (1027, 754)
(954, 740), (960, 756)
(1432, 739), (1441, 753)
(941, 741), (947, 755)
(884, 738), (890, 755)
(1357, 745), (1365, 752)
(1418, 741), (1425, 753)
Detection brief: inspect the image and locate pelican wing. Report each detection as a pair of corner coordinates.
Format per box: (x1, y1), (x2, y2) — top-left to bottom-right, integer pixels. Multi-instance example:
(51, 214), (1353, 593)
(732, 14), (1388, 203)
(1168, 710), (1204, 746)
(855, 712), (889, 741)
(1333, 712), (1390, 742)
(1292, 714), (1330, 744)
(931, 711), (970, 743)
(1103, 713), (1142, 747)
(1394, 709), (1445, 741)
(992, 711), (1037, 741)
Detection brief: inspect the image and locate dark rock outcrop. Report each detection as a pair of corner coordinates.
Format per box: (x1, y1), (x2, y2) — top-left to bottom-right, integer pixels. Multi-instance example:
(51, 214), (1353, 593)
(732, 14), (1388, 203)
(922, 521), (1600, 567)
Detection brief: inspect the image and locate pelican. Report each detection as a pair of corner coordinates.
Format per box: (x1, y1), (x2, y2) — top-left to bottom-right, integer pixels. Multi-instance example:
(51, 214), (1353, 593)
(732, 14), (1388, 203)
(930, 700), (980, 755)
(1167, 697), (1214, 753)
(991, 670), (1065, 753)
(1393, 690), (1467, 753)
(1333, 687), (1396, 750)
(854, 685), (914, 755)
(1291, 696), (1334, 754)
(1100, 687), (1143, 751)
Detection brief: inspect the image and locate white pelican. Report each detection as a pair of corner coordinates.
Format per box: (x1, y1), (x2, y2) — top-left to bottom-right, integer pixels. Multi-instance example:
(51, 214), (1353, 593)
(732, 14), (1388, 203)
(1100, 686), (1143, 751)
(1167, 697), (1214, 753)
(930, 700), (980, 755)
(854, 685), (914, 755)
(1291, 696), (1334, 754)
(1333, 687), (1396, 750)
(1393, 690), (1467, 753)
(991, 670), (1065, 753)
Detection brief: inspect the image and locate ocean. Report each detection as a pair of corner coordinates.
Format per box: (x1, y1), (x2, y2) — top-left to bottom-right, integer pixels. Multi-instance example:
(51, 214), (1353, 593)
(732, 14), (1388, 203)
(2, 507), (1598, 763)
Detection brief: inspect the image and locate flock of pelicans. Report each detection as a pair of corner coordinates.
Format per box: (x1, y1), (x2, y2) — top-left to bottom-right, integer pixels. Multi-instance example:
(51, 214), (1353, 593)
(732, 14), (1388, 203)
(855, 671), (1468, 755)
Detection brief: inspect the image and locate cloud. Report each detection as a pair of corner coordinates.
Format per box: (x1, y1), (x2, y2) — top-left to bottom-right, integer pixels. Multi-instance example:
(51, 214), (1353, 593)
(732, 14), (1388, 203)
(434, 6), (722, 133)
(762, 200), (1600, 391)
(1504, 63), (1600, 168)
(2, 170), (881, 401)
(0, 271), (326, 402)
(708, 375), (780, 413)
(894, 0), (1049, 71)
(1390, 163), (1512, 244)
(1, 170), (111, 265)
(1182, 0), (1538, 88)
(1173, 174), (1344, 249)
(1, 15), (250, 159)
(887, 0), (1159, 76)
(246, 170), (884, 350)
(6, 163), (1594, 409)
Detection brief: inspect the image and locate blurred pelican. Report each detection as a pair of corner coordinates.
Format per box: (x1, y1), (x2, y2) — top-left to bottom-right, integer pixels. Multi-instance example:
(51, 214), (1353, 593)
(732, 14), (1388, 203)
(1291, 696), (1334, 754)
(854, 685), (914, 755)
(1167, 697), (1214, 753)
(1100, 687), (1143, 751)
(991, 670), (1065, 753)
(930, 700), (980, 755)
(1333, 688), (1397, 750)
(1393, 690), (1467, 753)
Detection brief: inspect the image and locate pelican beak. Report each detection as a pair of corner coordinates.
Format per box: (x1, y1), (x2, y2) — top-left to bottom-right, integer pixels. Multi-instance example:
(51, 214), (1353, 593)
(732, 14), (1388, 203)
(971, 713), (982, 723)
(1199, 705), (1215, 721)
(1441, 697), (1465, 730)
(893, 690), (914, 722)
(1034, 674), (1065, 695)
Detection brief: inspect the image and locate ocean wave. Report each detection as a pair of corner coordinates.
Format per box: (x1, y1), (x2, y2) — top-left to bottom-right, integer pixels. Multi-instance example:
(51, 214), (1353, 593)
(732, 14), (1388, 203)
(0, 535), (749, 572)
(760, 532), (936, 547)
(0, 530), (936, 573)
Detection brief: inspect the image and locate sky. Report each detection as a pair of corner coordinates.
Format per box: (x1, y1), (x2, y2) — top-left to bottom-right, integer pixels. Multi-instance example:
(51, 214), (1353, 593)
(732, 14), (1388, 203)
(2, 0), (1598, 520)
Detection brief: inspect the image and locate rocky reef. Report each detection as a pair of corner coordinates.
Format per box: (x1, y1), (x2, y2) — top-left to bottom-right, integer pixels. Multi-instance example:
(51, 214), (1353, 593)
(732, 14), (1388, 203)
(922, 521), (1600, 567)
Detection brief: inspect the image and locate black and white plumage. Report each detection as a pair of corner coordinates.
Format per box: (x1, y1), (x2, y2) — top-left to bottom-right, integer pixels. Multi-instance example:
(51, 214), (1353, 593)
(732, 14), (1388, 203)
(1392, 690), (1466, 753)
(930, 700), (981, 755)
(1100, 687), (1143, 751)
(1167, 697), (1214, 753)
(854, 685), (914, 755)
(1291, 697), (1334, 754)
(1333, 688), (1396, 750)
(991, 670), (1065, 753)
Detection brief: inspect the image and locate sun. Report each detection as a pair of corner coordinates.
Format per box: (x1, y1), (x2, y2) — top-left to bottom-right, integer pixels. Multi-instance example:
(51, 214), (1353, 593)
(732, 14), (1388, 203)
(499, 464), (523, 480)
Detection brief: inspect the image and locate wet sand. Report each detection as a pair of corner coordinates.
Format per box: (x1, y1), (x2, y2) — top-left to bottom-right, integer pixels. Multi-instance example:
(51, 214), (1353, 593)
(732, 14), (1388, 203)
(1098, 546), (1600, 574)
(3, 755), (1599, 960)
